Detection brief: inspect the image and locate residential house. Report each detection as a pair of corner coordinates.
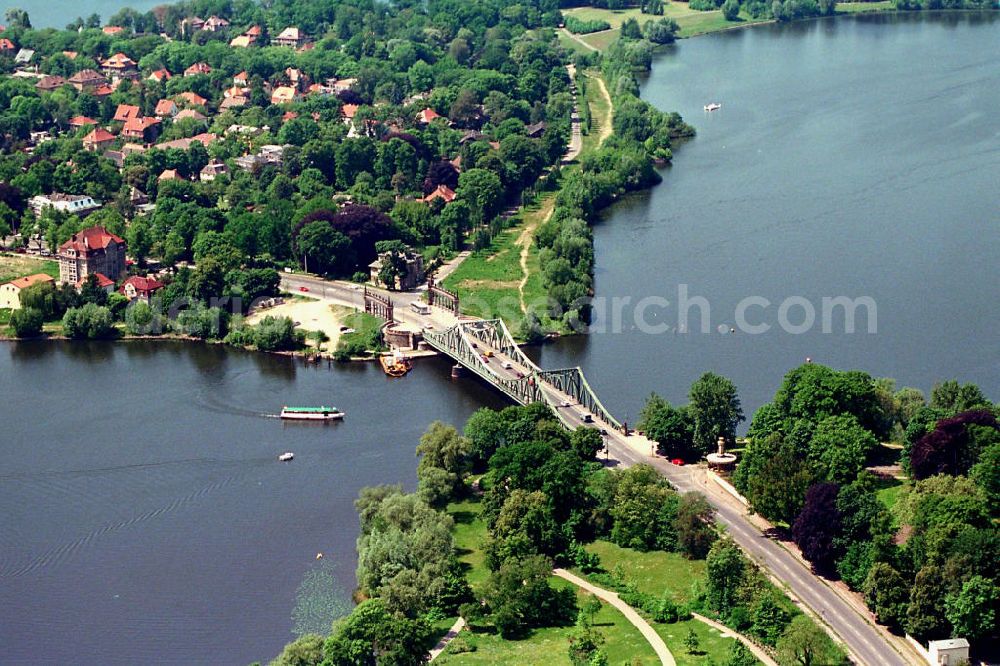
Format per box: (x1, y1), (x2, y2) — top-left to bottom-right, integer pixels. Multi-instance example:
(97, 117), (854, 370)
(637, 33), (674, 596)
(121, 116), (161, 143)
(368, 248), (425, 291)
(200, 161), (228, 182)
(229, 34), (253, 48)
(184, 62), (212, 77)
(174, 109), (206, 123)
(202, 15), (229, 32)
(180, 16), (205, 33)
(223, 85), (245, 99)
(525, 121), (546, 138)
(0, 38), (15, 55)
(57, 226), (126, 284)
(230, 25), (261, 47)
(270, 85), (299, 105)
(0, 274), (55, 310)
(156, 133), (217, 151)
(92, 84), (114, 98)
(14, 48), (34, 66)
(341, 103), (359, 123)
(148, 68), (171, 83)
(175, 91), (207, 108)
(68, 69), (107, 92)
(416, 108), (443, 125)
(233, 71), (249, 87)
(35, 75), (67, 92)
(31, 193), (102, 218)
(272, 26), (305, 48)
(69, 115), (97, 129)
(159, 169), (181, 182)
(329, 77), (357, 93)
(113, 103), (141, 123)
(235, 144), (290, 171)
(219, 96), (247, 111)
(101, 52), (138, 80)
(420, 184), (457, 204)
(119, 275), (164, 303)
(154, 99), (178, 119)
(75, 272), (114, 293)
(285, 67), (307, 90)
(102, 25), (124, 35)
(82, 127), (116, 152)
(62, 50), (78, 60)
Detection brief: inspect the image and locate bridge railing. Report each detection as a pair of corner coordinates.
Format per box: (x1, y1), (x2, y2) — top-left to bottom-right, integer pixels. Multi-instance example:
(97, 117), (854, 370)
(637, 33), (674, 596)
(423, 320), (621, 432)
(537, 368), (622, 432)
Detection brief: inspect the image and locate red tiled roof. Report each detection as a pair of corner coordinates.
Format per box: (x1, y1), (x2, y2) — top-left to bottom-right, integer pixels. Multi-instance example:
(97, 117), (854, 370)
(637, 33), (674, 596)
(341, 103), (359, 119)
(176, 91), (207, 107)
(184, 62), (212, 76)
(148, 68), (172, 81)
(102, 52), (136, 69)
(122, 117), (160, 134)
(3, 273), (54, 289)
(60, 227), (124, 254)
(417, 108), (442, 123)
(113, 104), (141, 122)
(102, 26), (124, 35)
(421, 184), (456, 203)
(69, 115), (98, 127)
(119, 275), (164, 296)
(77, 273), (114, 289)
(83, 128), (115, 144)
(154, 99), (177, 116)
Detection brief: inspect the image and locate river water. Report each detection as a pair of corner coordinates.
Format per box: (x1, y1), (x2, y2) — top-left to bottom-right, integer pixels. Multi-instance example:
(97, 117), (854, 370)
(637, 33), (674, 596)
(2, 11), (999, 666)
(537, 12), (1000, 423)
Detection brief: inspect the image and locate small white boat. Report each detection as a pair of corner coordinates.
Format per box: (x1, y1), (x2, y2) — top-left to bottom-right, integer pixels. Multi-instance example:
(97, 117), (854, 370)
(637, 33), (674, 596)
(704, 102), (722, 112)
(280, 406), (344, 421)
(278, 452), (294, 462)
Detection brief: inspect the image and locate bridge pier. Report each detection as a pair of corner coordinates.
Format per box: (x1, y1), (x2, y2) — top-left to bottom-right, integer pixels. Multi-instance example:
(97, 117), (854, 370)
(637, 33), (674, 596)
(450, 364), (463, 378)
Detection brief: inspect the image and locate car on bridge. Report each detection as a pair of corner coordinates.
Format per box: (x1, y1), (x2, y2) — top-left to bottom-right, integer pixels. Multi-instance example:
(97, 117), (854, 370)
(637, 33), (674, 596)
(583, 414), (593, 423)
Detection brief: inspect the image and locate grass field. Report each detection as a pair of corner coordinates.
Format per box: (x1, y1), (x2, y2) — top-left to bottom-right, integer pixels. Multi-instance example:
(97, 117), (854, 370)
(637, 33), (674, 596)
(0, 253), (59, 284)
(443, 498), (662, 664)
(334, 311), (384, 356)
(837, 1), (893, 11)
(875, 476), (907, 527)
(563, 4), (772, 46)
(577, 541), (760, 663)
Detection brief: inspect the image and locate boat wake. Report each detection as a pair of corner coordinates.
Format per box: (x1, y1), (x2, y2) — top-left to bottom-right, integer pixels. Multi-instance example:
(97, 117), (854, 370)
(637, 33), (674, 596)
(0, 467), (250, 580)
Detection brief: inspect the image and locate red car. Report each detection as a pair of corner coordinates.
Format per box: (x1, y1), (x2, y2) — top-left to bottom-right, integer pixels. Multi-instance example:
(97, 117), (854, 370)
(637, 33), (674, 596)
(299, 286), (309, 292)
(671, 458), (685, 466)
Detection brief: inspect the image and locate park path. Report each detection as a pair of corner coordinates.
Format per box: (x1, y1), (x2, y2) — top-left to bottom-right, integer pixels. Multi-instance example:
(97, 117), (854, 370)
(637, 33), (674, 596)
(691, 612), (779, 666)
(515, 196), (554, 314)
(427, 617), (467, 662)
(560, 27), (602, 52)
(593, 75), (613, 145)
(554, 568), (675, 666)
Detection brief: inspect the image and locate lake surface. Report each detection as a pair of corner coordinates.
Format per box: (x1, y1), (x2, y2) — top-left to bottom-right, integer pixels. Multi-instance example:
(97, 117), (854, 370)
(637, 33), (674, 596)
(0, 0), (163, 30)
(0, 342), (506, 665)
(2, 11), (999, 666)
(538, 12), (1000, 424)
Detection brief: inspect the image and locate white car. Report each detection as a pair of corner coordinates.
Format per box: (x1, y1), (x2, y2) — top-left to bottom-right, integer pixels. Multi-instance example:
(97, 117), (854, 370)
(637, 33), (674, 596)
(502, 361), (512, 370)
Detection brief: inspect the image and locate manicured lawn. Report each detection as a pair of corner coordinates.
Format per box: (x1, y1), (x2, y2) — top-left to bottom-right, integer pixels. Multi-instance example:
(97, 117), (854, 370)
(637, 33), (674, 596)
(579, 541), (764, 665)
(0, 253), (59, 283)
(447, 498), (491, 590)
(563, 6), (645, 29)
(438, 581), (660, 664)
(335, 311), (384, 356)
(564, 4), (771, 44)
(443, 499), (660, 664)
(837, 1), (893, 11)
(582, 540), (707, 605)
(876, 476), (907, 528)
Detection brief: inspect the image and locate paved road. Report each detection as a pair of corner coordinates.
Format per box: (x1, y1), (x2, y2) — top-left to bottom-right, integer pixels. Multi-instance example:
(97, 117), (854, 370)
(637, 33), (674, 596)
(555, 568), (674, 666)
(279, 273), (458, 332)
(451, 338), (910, 666)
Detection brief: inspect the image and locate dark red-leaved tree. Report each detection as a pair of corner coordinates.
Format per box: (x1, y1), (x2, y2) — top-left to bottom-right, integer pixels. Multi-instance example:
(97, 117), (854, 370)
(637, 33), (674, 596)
(328, 204), (396, 266)
(792, 483), (842, 575)
(910, 409), (998, 480)
(423, 160), (459, 194)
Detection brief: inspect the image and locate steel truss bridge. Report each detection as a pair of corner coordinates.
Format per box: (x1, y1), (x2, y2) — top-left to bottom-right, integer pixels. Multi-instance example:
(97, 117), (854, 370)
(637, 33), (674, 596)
(423, 319), (622, 431)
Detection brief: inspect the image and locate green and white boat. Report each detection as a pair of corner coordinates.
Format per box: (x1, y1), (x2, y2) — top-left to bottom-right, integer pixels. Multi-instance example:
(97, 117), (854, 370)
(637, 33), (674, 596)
(280, 406), (344, 421)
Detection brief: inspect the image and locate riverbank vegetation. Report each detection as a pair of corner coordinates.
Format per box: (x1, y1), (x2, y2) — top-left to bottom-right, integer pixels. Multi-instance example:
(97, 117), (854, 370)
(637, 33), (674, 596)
(265, 401), (844, 665)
